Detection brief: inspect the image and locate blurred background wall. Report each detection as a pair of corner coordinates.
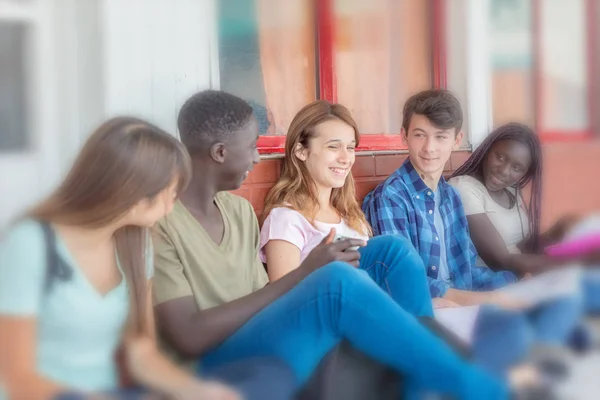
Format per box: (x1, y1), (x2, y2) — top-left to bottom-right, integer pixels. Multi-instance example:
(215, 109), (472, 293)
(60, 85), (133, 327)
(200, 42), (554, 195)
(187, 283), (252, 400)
(1, 0), (598, 229)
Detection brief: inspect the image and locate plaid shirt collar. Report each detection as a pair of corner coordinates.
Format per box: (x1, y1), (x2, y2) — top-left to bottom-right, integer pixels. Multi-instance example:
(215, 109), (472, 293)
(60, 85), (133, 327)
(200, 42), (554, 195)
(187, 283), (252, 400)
(396, 158), (450, 200)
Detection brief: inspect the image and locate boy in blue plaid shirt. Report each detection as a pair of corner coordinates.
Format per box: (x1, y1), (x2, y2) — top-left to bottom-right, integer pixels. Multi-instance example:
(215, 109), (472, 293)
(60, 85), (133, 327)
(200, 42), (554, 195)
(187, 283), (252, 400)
(363, 90), (584, 374)
(363, 90), (519, 307)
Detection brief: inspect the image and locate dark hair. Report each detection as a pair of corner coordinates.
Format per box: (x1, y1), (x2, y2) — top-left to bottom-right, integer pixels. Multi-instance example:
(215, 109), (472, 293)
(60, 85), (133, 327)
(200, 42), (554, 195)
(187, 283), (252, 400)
(450, 123), (543, 251)
(402, 89), (463, 134)
(177, 90), (254, 152)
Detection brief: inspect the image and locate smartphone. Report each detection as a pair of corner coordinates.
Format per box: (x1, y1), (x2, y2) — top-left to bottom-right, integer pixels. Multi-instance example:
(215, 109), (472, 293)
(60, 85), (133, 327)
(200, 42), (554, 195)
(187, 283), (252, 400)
(333, 234), (360, 252)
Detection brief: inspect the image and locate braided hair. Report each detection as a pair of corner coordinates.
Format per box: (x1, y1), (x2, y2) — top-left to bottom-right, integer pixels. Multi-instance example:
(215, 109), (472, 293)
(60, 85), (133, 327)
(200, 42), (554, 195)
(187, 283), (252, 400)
(450, 123), (543, 251)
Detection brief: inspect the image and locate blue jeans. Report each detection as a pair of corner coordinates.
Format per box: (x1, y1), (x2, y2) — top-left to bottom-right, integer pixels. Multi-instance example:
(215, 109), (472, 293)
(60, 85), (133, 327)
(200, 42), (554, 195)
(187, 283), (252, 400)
(359, 237), (581, 376)
(584, 270), (600, 313)
(472, 291), (583, 376)
(54, 358), (296, 400)
(202, 236), (509, 400)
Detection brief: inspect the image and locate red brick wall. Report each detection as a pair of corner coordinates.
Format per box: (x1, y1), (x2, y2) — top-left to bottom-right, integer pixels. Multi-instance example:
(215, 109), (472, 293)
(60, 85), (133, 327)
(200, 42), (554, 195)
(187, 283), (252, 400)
(234, 143), (600, 226)
(233, 150), (473, 215)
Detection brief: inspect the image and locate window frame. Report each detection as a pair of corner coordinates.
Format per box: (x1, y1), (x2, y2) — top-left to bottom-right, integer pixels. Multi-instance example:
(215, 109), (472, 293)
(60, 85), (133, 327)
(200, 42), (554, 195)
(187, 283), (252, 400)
(252, 0), (448, 154)
(532, 0), (597, 142)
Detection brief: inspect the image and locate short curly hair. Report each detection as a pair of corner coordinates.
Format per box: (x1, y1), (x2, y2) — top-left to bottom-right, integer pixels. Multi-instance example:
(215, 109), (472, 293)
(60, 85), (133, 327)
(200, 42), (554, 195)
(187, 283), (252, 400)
(177, 90), (254, 152)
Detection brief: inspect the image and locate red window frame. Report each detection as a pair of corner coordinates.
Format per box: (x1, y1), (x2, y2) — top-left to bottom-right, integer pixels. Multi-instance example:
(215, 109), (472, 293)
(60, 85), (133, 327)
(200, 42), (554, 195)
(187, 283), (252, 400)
(257, 0), (448, 154)
(532, 0), (597, 142)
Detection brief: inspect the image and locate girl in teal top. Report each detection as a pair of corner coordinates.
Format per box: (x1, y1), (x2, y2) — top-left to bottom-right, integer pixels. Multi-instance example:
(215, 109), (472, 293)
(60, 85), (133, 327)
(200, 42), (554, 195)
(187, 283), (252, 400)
(0, 117), (239, 400)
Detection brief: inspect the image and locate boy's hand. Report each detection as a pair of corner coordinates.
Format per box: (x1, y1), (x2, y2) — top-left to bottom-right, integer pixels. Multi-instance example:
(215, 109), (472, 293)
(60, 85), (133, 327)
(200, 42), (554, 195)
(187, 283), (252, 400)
(300, 228), (366, 272)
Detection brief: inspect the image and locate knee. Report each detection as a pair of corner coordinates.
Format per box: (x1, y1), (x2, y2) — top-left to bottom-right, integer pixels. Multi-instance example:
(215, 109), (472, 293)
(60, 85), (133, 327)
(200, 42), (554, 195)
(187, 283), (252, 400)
(369, 234), (412, 250)
(369, 235), (423, 263)
(319, 261), (363, 281)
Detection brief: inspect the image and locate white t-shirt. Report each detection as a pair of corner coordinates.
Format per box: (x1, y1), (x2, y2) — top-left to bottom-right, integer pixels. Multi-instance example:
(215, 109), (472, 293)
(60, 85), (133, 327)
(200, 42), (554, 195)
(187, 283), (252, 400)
(448, 175), (529, 265)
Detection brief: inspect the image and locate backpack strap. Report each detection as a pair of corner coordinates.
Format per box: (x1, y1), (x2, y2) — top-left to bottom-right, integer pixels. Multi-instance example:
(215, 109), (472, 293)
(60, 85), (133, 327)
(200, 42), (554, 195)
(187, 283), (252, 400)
(39, 221), (73, 292)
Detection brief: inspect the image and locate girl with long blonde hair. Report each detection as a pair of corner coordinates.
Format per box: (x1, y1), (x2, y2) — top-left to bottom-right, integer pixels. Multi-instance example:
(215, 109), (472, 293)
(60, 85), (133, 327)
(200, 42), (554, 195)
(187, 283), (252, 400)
(259, 101), (434, 316)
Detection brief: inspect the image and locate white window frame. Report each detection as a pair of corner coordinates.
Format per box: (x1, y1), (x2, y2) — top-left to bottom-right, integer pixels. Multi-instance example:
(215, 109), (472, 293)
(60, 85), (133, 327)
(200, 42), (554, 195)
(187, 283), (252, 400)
(0, 0), (59, 227)
(446, 0), (494, 150)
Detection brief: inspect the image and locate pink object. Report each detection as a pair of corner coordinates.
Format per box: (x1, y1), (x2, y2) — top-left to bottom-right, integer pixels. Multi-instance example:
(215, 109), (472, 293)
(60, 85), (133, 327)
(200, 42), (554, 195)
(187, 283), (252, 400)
(545, 233), (600, 257)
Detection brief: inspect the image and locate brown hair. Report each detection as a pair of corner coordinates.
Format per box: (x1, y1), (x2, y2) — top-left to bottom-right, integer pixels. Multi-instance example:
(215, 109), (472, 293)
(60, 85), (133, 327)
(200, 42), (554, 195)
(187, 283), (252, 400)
(402, 89), (463, 134)
(262, 100), (371, 236)
(29, 117), (191, 335)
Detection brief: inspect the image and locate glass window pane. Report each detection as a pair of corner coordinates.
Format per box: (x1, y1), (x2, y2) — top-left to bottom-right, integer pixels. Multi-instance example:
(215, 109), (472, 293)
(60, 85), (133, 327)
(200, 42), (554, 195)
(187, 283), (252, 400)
(490, 0), (535, 127)
(490, 0), (590, 134)
(333, 0), (432, 134)
(0, 22), (28, 152)
(539, 0), (588, 133)
(218, 0), (317, 135)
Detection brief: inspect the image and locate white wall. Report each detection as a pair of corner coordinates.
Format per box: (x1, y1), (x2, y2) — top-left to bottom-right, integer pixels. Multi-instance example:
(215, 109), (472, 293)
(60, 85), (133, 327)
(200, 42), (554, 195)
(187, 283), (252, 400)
(101, 0), (214, 136)
(0, 0), (60, 227)
(446, 0), (493, 149)
(0, 0), (216, 228)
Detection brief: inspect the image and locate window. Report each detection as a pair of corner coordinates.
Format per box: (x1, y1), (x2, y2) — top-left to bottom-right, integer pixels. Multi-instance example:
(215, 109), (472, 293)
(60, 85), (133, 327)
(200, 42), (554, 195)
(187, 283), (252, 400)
(490, 0), (596, 140)
(218, 0), (317, 137)
(217, 0), (442, 154)
(333, 0), (432, 135)
(0, 21), (29, 152)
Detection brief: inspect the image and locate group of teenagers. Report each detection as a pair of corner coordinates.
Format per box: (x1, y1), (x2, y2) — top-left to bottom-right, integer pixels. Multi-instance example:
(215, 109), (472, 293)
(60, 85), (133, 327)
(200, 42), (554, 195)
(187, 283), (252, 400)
(1, 88), (599, 400)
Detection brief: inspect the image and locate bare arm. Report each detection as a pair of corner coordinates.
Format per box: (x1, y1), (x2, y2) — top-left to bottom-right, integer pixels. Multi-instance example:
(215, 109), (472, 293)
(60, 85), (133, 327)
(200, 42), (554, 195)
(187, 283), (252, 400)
(264, 240), (302, 282)
(444, 288), (528, 310)
(517, 215), (583, 254)
(123, 283), (238, 400)
(155, 229), (364, 358)
(467, 213), (571, 275)
(0, 316), (65, 400)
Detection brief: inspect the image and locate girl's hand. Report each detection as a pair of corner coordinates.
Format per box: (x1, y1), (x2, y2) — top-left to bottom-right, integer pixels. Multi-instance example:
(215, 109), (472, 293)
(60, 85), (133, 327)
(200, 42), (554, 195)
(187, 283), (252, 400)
(174, 381), (242, 400)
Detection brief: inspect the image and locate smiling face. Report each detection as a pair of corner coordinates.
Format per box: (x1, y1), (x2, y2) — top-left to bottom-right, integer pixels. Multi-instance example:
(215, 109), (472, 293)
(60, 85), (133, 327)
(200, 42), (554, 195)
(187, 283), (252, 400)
(295, 119), (357, 191)
(404, 114), (463, 176)
(482, 139), (532, 192)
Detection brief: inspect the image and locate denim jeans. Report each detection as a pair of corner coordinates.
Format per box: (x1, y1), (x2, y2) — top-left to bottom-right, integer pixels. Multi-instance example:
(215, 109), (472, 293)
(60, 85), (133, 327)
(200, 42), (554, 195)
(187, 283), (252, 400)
(359, 237), (582, 376)
(584, 270), (600, 313)
(201, 236), (509, 400)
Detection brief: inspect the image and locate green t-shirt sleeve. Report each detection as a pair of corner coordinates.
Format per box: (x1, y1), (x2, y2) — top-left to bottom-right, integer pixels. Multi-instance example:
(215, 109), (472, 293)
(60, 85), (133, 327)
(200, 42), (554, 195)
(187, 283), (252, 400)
(0, 220), (46, 316)
(248, 202), (268, 290)
(152, 221), (194, 305)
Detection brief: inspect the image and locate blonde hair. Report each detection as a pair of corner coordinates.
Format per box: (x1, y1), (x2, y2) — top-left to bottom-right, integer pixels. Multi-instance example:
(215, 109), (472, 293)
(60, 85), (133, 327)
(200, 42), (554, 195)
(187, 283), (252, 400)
(262, 100), (371, 236)
(29, 117), (191, 335)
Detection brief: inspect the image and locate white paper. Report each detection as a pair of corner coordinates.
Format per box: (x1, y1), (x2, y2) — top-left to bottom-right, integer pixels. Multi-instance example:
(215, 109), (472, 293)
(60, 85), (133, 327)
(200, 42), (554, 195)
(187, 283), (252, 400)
(433, 268), (582, 345)
(434, 305), (481, 344)
(498, 267), (582, 305)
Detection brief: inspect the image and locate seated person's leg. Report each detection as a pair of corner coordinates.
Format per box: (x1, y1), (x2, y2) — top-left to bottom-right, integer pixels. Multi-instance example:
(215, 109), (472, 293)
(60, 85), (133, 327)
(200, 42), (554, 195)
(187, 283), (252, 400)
(527, 294), (585, 344)
(472, 305), (534, 376)
(205, 357), (297, 400)
(201, 262), (508, 400)
(358, 235), (434, 318)
(583, 271), (600, 313)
